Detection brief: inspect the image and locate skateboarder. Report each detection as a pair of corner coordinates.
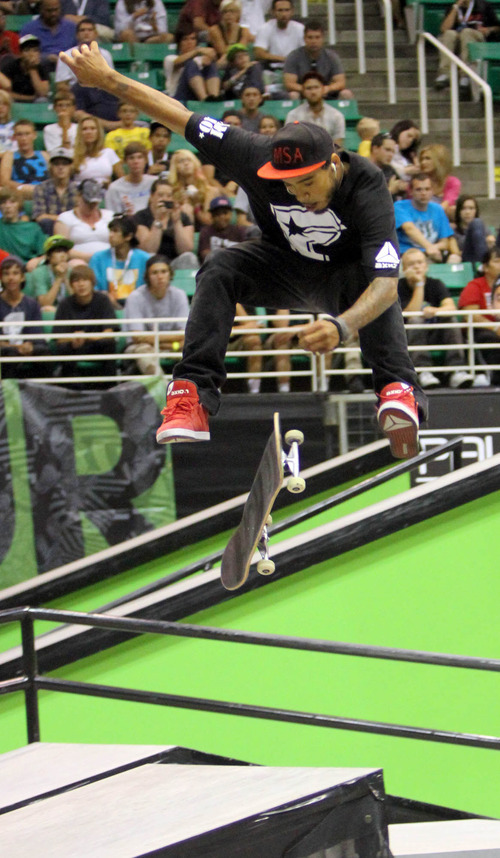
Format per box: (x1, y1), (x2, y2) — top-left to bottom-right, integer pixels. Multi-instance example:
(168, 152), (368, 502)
(60, 43), (426, 459)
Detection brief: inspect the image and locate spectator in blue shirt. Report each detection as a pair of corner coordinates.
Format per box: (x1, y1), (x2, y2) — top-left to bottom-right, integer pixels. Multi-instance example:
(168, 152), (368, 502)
(89, 214), (150, 307)
(20, 0), (77, 69)
(394, 173), (461, 262)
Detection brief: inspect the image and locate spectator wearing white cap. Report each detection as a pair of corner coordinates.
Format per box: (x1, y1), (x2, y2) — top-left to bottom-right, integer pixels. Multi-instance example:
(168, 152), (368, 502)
(0, 34), (51, 101)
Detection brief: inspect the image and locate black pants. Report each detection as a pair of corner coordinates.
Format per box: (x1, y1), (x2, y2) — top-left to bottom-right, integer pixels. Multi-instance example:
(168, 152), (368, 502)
(406, 317), (466, 369)
(474, 329), (500, 384)
(173, 240), (427, 419)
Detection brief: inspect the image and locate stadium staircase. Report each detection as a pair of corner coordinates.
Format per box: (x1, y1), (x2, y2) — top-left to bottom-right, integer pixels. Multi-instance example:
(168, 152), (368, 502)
(328, 0), (500, 221)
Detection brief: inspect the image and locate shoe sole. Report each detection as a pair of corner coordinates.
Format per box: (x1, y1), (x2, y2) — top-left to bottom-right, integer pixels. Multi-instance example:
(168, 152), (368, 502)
(156, 428), (210, 444)
(377, 403), (419, 459)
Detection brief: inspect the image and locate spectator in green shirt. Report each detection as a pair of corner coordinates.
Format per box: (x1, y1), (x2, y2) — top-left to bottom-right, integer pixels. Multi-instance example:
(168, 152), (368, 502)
(0, 189), (46, 267)
(25, 233), (74, 310)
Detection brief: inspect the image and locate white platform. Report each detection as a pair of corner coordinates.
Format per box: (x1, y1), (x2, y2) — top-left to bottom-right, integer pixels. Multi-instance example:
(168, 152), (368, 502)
(0, 744), (383, 857)
(390, 820), (500, 857)
(0, 742), (175, 814)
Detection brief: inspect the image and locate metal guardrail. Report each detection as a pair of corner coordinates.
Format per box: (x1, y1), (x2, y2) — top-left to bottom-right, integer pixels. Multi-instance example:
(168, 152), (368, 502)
(1, 310), (498, 388)
(0, 604), (499, 749)
(417, 31), (496, 199)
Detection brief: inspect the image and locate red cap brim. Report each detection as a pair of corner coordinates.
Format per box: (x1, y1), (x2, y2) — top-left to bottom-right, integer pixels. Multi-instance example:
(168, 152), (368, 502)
(257, 159), (327, 180)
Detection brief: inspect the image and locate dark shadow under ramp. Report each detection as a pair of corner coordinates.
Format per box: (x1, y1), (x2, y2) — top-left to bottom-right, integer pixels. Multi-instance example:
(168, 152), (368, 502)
(0, 743), (392, 857)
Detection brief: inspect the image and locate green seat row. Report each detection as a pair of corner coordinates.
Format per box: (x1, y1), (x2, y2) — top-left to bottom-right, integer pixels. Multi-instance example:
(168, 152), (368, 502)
(407, 0), (500, 36)
(186, 98), (361, 124)
(468, 41), (500, 99)
(426, 261), (474, 293)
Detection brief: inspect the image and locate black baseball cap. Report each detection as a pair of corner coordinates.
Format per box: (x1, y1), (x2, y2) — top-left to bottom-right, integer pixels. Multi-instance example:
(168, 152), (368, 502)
(257, 121), (334, 180)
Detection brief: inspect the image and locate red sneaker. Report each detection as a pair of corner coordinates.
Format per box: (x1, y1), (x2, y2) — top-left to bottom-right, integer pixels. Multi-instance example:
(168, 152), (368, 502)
(156, 379), (210, 444)
(377, 382), (419, 459)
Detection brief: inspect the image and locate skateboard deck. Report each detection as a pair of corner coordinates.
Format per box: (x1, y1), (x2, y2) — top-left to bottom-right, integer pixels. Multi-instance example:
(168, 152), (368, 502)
(221, 412), (284, 591)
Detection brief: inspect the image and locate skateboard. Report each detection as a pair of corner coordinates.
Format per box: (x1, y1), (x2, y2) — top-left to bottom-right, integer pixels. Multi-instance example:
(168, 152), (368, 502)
(220, 412), (305, 591)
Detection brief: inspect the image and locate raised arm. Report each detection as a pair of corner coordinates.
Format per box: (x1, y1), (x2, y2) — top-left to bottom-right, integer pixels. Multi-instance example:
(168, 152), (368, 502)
(59, 42), (193, 136)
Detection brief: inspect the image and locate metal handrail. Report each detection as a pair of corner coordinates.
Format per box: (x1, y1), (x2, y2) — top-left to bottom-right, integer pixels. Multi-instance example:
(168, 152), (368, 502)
(417, 31), (496, 199)
(1, 605), (499, 748)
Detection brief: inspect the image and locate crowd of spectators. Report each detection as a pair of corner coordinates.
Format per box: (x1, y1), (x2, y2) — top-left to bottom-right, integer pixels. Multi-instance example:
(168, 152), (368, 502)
(0, 0), (498, 390)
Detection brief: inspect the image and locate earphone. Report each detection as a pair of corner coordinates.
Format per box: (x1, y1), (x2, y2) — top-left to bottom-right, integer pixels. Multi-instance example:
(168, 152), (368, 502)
(331, 163), (337, 175)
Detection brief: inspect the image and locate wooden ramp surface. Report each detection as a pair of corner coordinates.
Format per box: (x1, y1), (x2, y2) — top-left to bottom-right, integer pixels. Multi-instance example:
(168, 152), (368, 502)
(0, 746), (382, 857)
(390, 819), (500, 857)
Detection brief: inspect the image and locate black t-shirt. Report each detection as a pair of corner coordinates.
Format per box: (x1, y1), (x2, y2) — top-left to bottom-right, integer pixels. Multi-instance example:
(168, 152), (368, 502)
(55, 292), (117, 332)
(133, 206), (192, 262)
(398, 276), (451, 310)
(0, 56), (51, 96)
(185, 113), (400, 281)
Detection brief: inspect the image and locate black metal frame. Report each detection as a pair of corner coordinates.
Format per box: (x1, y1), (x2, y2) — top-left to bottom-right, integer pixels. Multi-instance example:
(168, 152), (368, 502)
(1, 605), (499, 752)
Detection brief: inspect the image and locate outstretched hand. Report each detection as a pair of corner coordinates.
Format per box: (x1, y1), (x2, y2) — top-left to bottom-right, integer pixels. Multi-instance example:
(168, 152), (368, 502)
(59, 41), (111, 88)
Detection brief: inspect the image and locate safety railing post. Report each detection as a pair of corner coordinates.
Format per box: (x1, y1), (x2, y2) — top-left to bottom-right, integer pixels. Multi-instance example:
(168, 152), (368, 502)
(20, 612), (40, 743)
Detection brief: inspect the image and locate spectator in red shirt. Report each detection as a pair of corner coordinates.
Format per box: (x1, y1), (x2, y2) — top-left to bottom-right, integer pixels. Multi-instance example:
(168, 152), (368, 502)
(0, 9), (19, 56)
(178, 0), (222, 35)
(458, 246), (500, 384)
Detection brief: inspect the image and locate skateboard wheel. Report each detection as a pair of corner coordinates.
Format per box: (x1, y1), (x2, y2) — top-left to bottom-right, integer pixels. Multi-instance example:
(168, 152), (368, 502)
(266, 515), (273, 526)
(287, 476), (306, 494)
(257, 558), (275, 576)
(285, 429), (304, 446)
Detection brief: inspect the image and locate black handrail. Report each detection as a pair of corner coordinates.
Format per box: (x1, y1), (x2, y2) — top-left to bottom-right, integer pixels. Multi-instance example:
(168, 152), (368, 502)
(0, 605), (498, 749)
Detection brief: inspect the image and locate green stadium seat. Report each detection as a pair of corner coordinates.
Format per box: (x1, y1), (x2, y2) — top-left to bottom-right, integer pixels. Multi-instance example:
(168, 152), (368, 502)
(260, 99), (295, 121)
(343, 127), (360, 152)
(172, 268), (198, 297)
(426, 261), (475, 293)
(331, 99), (362, 125)
(132, 42), (170, 67)
(5, 14), (34, 30)
(468, 41), (500, 99)
(109, 42), (133, 68)
(127, 68), (161, 89)
(167, 131), (198, 153)
(186, 99), (239, 118)
(11, 101), (55, 127)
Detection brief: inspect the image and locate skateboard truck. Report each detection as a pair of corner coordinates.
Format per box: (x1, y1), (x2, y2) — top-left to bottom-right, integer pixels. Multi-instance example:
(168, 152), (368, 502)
(256, 428), (306, 577)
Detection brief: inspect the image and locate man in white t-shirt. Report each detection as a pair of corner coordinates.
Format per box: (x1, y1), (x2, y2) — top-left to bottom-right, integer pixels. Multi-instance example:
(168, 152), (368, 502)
(254, 0), (304, 69)
(285, 72), (345, 145)
(105, 142), (155, 214)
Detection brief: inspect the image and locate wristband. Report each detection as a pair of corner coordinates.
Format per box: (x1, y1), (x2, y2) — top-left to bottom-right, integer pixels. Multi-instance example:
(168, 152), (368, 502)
(153, 220), (163, 229)
(328, 316), (350, 345)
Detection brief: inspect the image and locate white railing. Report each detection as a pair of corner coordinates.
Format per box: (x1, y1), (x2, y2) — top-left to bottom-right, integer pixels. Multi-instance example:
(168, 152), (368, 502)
(417, 31), (496, 199)
(1, 310), (499, 389)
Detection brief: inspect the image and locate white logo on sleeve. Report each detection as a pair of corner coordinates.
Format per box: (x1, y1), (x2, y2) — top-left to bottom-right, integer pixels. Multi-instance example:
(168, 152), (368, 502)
(271, 204), (346, 261)
(197, 117), (230, 140)
(374, 241), (400, 269)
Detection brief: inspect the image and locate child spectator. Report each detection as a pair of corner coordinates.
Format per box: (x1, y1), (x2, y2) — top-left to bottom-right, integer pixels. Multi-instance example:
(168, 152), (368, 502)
(221, 42), (263, 98)
(0, 189), (46, 265)
(147, 122), (171, 175)
(54, 264), (117, 383)
(90, 214), (150, 306)
(104, 103), (151, 160)
(105, 142), (155, 215)
(43, 86), (77, 153)
(0, 90), (16, 155)
(0, 118), (48, 200)
(238, 84), (265, 132)
(31, 146), (78, 235)
(356, 116), (380, 158)
(0, 254), (50, 377)
(123, 254), (189, 375)
(24, 233), (73, 309)
(0, 33), (51, 101)
(198, 195), (248, 262)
